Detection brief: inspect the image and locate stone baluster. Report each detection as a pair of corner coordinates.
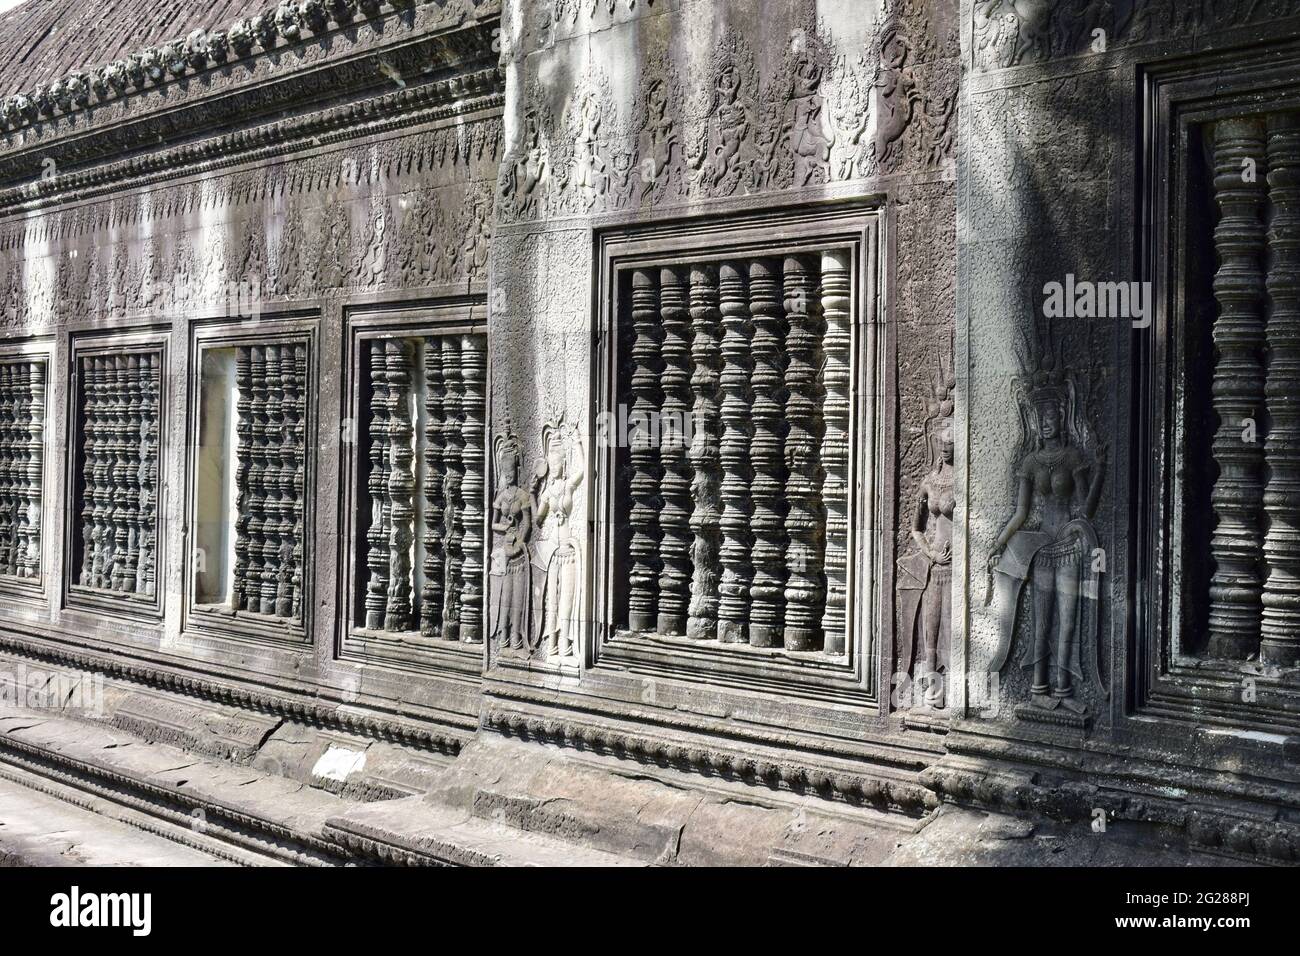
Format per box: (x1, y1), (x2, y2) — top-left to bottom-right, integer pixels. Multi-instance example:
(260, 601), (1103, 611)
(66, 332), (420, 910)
(108, 356), (129, 591)
(232, 347), (253, 610)
(245, 345), (268, 613)
(657, 266), (692, 636)
(716, 261), (754, 643)
(628, 267), (664, 632)
(1263, 112), (1300, 666)
(819, 250), (851, 655)
(385, 339), (415, 632)
(79, 357), (99, 587)
(290, 344), (307, 620)
(441, 336), (464, 640)
(1208, 117), (1269, 661)
(364, 339), (391, 630)
(140, 351), (159, 597)
(421, 338), (446, 637)
(459, 333), (486, 643)
(119, 354), (141, 592)
(687, 263), (722, 640)
(21, 361), (42, 580)
(95, 356), (115, 589)
(0, 365), (13, 577)
(277, 345), (302, 619)
(782, 254), (826, 651)
(748, 257), (787, 648)
(0, 365), (8, 575)
(260, 346), (283, 616)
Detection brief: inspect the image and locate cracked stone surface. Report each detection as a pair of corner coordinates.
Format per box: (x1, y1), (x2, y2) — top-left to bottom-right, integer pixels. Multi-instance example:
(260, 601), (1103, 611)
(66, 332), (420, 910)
(0, 776), (234, 866)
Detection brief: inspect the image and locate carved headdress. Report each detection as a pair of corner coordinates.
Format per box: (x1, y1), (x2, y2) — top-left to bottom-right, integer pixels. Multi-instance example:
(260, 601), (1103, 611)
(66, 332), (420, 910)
(493, 419), (522, 484)
(1010, 321), (1096, 464)
(924, 356), (956, 468)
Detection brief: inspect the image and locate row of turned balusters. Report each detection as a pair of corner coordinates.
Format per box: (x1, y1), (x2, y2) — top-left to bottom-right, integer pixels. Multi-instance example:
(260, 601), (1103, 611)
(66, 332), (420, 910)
(624, 251), (852, 654)
(364, 334), (486, 642)
(0, 360), (45, 581)
(1209, 112), (1300, 667)
(78, 353), (159, 596)
(231, 344), (307, 620)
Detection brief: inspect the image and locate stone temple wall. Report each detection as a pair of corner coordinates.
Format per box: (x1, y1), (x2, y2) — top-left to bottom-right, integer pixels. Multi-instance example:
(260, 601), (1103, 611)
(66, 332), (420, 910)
(483, 0), (960, 805)
(0, 0), (506, 775)
(939, 0), (1300, 859)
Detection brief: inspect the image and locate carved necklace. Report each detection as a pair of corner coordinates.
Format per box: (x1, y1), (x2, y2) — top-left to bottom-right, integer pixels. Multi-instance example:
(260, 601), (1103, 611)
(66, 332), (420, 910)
(1036, 445), (1069, 468)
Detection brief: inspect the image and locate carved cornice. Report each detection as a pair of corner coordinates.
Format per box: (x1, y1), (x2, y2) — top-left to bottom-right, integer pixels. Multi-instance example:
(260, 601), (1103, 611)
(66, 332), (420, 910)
(0, 0), (498, 134)
(0, 67), (502, 217)
(0, 2), (502, 194)
(481, 706), (939, 815)
(0, 629), (469, 756)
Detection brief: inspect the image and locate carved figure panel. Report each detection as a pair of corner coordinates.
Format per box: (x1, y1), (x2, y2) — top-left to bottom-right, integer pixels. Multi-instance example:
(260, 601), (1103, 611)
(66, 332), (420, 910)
(896, 365), (954, 711)
(985, 330), (1107, 726)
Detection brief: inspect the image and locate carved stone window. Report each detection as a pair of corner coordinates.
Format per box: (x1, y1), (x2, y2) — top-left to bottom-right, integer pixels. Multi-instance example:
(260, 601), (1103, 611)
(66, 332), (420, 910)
(190, 333), (310, 637)
(0, 356), (46, 587)
(339, 307), (488, 671)
(69, 346), (163, 610)
(1142, 51), (1300, 724)
(594, 208), (882, 694)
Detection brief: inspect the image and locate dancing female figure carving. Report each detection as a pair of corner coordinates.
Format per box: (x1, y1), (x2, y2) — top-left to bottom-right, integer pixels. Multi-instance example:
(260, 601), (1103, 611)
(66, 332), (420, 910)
(534, 418), (584, 658)
(897, 370), (955, 710)
(489, 428), (534, 651)
(987, 349), (1107, 716)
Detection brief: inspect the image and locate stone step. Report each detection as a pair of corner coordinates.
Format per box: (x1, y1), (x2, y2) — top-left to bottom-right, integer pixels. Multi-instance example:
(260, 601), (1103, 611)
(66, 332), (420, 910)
(0, 773), (235, 867)
(0, 704), (646, 865)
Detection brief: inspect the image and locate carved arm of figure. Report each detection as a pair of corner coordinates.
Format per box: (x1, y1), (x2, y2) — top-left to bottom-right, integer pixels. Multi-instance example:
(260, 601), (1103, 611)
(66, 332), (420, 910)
(492, 493), (532, 559)
(911, 485), (948, 564)
(989, 475), (1033, 569)
(1082, 443), (1106, 520)
(565, 454), (585, 496)
(531, 466), (549, 524)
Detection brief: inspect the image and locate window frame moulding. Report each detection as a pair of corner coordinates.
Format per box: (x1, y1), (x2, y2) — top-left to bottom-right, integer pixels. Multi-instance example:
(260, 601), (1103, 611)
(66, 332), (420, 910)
(1137, 42), (1300, 733)
(587, 202), (886, 709)
(63, 331), (170, 623)
(336, 297), (488, 680)
(182, 312), (318, 651)
(0, 337), (53, 611)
